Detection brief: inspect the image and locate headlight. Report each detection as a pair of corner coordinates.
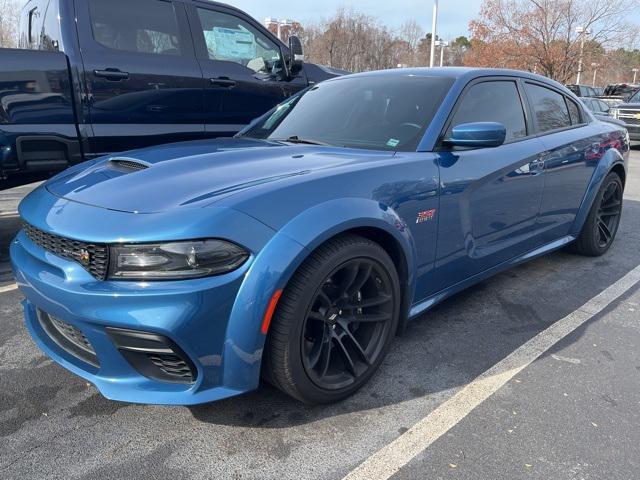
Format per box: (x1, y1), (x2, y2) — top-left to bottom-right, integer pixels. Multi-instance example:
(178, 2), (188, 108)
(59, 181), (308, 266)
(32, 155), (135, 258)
(109, 240), (249, 280)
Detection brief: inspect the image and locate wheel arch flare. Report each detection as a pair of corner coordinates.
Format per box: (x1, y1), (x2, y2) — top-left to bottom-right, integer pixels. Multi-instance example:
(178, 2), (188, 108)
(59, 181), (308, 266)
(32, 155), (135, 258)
(221, 198), (418, 392)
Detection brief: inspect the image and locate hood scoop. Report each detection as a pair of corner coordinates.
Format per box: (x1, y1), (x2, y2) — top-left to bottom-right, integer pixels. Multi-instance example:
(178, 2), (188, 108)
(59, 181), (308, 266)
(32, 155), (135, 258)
(107, 157), (150, 172)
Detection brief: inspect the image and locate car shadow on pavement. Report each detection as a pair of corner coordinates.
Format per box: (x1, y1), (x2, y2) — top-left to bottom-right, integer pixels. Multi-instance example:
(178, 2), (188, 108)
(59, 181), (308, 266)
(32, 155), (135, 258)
(187, 198), (640, 429)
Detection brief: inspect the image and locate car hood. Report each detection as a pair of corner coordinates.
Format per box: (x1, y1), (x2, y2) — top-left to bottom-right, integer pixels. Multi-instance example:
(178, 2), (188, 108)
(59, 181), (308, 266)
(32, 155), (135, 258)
(46, 138), (392, 213)
(613, 102), (640, 109)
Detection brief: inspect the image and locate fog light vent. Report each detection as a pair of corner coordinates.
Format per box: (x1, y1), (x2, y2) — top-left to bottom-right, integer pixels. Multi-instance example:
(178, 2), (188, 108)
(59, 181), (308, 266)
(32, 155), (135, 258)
(106, 327), (196, 384)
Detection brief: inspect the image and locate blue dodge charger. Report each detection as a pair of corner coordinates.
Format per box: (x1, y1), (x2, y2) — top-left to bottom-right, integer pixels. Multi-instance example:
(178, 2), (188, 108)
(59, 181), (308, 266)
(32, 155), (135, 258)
(11, 68), (629, 405)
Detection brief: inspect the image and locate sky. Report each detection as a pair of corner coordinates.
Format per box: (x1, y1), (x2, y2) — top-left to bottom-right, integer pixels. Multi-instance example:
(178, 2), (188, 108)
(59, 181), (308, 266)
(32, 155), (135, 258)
(227, 0), (486, 40)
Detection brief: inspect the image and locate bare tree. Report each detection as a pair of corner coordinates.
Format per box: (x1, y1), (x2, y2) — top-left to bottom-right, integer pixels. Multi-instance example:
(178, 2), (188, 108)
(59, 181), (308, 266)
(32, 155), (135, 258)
(0, 0), (20, 48)
(466, 0), (640, 83)
(302, 8), (427, 72)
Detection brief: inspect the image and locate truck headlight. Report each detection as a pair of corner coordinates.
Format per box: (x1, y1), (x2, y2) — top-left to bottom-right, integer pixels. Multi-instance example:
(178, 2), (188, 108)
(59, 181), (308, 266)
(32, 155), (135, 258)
(109, 240), (249, 280)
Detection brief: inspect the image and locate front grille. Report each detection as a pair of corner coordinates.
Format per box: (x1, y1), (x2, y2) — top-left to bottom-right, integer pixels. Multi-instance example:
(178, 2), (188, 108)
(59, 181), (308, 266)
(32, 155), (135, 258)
(618, 110), (640, 126)
(37, 310), (99, 367)
(147, 353), (194, 380)
(23, 223), (109, 280)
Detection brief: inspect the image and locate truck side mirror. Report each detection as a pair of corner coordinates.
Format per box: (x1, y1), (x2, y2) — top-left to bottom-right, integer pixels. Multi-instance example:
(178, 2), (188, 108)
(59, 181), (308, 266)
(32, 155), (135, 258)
(288, 35), (304, 77)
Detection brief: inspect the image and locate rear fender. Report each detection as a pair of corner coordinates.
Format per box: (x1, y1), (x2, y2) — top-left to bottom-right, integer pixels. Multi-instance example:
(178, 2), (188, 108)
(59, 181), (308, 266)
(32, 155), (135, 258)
(570, 145), (627, 236)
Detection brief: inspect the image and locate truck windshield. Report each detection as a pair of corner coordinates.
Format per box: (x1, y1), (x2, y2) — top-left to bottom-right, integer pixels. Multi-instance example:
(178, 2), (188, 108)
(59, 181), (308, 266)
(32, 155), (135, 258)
(239, 75), (454, 152)
(627, 89), (640, 103)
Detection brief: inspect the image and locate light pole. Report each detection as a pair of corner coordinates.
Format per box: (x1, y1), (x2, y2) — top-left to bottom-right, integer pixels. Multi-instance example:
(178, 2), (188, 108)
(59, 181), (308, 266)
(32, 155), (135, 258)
(575, 26), (591, 84)
(633, 68), (639, 84)
(435, 40), (448, 67)
(429, 0), (439, 67)
(591, 62), (599, 87)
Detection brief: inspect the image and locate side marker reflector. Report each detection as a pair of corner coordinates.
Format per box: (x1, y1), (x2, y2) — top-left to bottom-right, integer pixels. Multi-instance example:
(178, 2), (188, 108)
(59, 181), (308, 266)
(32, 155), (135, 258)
(261, 289), (283, 334)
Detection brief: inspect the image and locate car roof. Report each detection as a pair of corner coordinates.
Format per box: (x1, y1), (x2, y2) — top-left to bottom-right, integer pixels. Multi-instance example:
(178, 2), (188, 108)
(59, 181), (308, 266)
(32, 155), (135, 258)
(325, 67), (567, 91)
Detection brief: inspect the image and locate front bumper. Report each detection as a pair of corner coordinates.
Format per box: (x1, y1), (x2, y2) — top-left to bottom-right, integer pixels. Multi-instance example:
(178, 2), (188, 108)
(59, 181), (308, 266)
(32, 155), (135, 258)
(627, 125), (640, 141)
(11, 232), (251, 404)
(11, 185), (311, 405)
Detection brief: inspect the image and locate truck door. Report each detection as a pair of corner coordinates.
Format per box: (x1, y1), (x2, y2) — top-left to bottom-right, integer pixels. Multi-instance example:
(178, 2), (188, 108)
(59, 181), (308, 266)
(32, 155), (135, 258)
(74, 0), (204, 156)
(185, 4), (308, 137)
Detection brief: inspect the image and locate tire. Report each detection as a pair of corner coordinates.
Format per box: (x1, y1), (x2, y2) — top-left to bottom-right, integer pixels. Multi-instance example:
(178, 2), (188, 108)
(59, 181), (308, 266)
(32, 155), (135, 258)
(263, 234), (401, 404)
(569, 172), (623, 256)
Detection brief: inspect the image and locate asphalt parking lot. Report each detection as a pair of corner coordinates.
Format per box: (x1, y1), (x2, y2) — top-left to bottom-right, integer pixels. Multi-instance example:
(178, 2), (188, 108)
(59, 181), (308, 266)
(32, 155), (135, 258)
(1, 149), (640, 480)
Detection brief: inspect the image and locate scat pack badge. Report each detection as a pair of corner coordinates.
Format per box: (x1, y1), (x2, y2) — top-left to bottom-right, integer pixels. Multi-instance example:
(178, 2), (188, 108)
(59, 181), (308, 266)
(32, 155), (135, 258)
(416, 209), (436, 224)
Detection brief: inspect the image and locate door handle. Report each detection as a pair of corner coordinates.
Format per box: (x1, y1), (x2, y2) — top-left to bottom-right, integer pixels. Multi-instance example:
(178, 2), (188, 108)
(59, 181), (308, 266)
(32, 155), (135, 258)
(94, 69), (130, 81)
(210, 77), (237, 88)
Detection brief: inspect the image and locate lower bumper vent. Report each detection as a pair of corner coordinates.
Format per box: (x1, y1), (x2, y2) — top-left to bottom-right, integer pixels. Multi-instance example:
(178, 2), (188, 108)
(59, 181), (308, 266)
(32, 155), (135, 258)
(37, 310), (99, 367)
(106, 327), (196, 384)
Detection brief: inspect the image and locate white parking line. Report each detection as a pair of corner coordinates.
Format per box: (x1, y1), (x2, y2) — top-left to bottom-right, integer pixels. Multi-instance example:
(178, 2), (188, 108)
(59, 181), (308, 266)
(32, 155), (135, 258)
(0, 283), (18, 293)
(344, 264), (640, 480)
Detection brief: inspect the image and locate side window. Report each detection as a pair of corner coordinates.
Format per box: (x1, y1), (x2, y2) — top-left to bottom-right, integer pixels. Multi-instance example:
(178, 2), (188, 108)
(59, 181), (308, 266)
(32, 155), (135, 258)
(525, 83), (571, 133)
(566, 98), (582, 125)
(447, 81), (527, 142)
(196, 8), (282, 75)
(87, 0), (181, 56)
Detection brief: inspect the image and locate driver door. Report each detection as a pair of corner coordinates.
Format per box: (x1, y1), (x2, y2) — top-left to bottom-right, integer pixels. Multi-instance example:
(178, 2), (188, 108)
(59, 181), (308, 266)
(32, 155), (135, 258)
(186, 4), (308, 137)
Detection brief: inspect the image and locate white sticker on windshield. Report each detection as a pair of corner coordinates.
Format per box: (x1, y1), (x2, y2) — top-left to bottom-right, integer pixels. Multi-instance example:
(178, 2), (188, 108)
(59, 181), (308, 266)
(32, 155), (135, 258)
(386, 138), (400, 147)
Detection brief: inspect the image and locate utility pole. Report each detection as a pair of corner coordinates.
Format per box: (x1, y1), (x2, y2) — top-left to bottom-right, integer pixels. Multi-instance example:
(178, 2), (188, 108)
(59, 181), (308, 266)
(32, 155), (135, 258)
(429, 0), (439, 67)
(436, 40), (448, 67)
(633, 68), (639, 84)
(591, 63), (599, 87)
(575, 26), (591, 84)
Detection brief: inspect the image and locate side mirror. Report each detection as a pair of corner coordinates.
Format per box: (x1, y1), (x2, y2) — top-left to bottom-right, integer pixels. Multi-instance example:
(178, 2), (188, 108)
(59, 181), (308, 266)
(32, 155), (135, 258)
(444, 122), (506, 148)
(287, 35), (304, 76)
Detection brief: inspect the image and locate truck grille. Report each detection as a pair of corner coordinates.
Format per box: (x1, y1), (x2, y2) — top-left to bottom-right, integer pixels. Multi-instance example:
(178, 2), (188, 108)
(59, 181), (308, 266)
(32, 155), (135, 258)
(37, 310), (99, 367)
(618, 109), (640, 126)
(23, 223), (109, 280)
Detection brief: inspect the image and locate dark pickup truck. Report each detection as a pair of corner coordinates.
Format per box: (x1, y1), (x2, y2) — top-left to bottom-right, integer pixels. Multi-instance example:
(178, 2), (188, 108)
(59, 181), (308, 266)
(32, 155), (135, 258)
(0, 0), (344, 187)
(611, 88), (640, 142)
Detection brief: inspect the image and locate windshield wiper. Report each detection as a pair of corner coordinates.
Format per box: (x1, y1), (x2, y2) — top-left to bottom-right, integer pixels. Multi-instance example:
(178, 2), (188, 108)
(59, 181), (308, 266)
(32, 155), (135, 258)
(275, 135), (331, 146)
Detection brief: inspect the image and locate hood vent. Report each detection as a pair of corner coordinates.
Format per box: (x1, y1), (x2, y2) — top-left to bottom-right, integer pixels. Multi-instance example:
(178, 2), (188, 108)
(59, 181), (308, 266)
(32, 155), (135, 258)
(107, 157), (149, 172)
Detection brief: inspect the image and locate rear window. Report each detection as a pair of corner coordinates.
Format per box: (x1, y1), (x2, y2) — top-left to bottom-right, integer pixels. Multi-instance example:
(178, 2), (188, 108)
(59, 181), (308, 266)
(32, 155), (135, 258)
(525, 83), (571, 133)
(88, 0), (181, 55)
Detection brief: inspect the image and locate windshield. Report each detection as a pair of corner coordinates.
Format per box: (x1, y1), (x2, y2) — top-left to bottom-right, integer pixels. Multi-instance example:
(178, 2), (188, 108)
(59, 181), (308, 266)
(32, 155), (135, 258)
(627, 89), (640, 103)
(566, 85), (580, 95)
(604, 84), (638, 97)
(239, 75), (454, 152)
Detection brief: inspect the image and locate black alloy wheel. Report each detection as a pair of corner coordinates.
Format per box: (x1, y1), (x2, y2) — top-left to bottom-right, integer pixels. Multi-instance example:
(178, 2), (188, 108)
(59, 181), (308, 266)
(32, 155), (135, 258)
(263, 234), (400, 404)
(301, 258), (394, 391)
(595, 178), (623, 248)
(570, 171), (623, 256)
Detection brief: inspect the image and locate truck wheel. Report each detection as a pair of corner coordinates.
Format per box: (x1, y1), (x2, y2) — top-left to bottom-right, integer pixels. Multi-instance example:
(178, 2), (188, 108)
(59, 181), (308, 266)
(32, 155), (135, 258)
(263, 234), (400, 404)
